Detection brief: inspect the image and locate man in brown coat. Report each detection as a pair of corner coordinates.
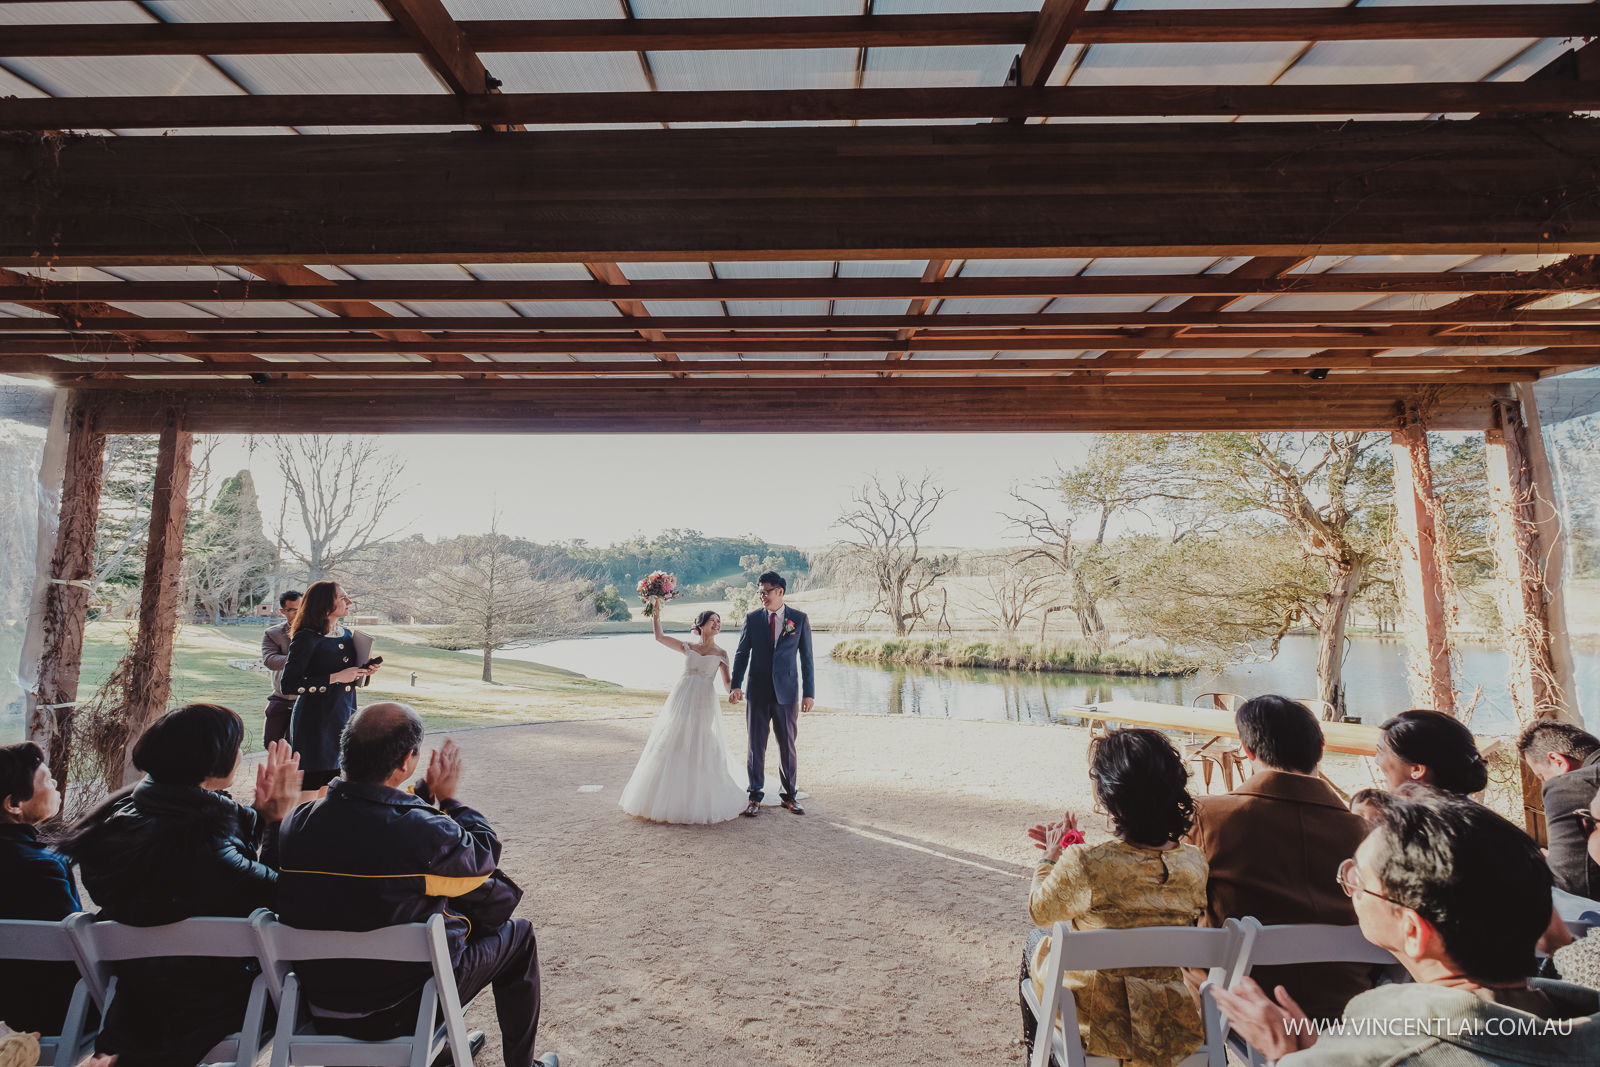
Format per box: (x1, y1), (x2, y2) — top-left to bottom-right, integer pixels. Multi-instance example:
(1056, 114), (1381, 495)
(1184, 695), (1372, 1023)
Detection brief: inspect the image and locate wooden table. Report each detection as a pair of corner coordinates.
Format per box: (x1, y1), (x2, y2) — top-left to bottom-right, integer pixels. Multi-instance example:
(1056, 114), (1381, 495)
(1072, 699), (1384, 756)
(1070, 699), (1502, 801)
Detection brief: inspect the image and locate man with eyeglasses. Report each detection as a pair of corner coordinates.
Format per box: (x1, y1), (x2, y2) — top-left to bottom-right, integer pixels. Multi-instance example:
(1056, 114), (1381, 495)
(1213, 793), (1599, 1065)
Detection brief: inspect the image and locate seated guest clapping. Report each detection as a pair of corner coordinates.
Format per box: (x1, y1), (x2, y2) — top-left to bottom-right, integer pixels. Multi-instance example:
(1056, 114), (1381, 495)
(1374, 710), (1488, 796)
(1022, 727), (1209, 1067)
(58, 705), (302, 1067)
(1183, 696), (1372, 1024)
(1518, 720), (1600, 897)
(0, 743), (80, 1036)
(276, 703), (556, 1067)
(1214, 793), (1600, 1066)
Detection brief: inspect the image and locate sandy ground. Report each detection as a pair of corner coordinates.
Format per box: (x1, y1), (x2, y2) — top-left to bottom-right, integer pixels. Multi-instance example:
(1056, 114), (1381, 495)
(291, 711), (1368, 1067)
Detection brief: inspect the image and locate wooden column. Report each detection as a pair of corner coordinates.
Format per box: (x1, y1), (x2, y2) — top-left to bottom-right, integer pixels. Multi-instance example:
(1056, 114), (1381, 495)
(1390, 413), (1454, 715)
(1485, 396), (1571, 724)
(28, 397), (106, 789)
(119, 409), (192, 785)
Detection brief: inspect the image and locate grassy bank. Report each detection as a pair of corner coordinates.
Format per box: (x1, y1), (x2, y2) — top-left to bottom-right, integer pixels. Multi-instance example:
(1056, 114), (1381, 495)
(79, 621), (671, 746)
(830, 636), (1200, 677)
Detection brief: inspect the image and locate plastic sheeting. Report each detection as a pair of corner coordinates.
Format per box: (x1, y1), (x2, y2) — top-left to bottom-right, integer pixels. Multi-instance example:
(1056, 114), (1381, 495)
(1538, 371), (1600, 733)
(0, 381), (58, 744)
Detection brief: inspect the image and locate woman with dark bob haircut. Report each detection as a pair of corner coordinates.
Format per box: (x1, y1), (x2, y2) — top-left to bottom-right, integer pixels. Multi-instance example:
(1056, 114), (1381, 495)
(59, 705), (302, 1067)
(1020, 728), (1209, 1067)
(1375, 709), (1489, 796)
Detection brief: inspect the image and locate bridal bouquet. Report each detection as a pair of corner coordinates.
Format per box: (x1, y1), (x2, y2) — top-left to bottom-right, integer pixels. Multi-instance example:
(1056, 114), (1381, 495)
(636, 571), (678, 617)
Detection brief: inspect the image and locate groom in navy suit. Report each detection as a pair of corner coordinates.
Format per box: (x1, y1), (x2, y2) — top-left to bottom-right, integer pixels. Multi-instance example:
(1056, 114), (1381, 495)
(729, 571), (815, 817)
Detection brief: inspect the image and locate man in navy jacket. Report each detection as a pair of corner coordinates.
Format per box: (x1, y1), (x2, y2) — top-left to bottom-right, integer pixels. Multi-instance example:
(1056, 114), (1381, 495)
(277, 703), (555, 1067)
(0, 741), (81, 1035)
(730, 571), (815, 817)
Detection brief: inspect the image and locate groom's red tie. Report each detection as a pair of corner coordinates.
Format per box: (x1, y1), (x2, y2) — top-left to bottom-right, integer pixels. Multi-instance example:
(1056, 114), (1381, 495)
(770, 611), (779, 644)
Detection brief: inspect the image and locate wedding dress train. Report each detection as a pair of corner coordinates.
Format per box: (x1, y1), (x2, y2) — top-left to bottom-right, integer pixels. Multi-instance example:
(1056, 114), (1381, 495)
(618, 644), (749, 824)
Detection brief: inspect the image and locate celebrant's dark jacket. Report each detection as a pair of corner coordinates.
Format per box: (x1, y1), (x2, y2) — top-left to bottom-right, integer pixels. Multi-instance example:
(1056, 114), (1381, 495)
(58, 779), (278, 1067)
(282, 624), (361, 774)
(0, 823), (82, 1034)
(1543, 749), (1600, 899)
(731, 605), (815, 704)
(275, 778), (502, 1017)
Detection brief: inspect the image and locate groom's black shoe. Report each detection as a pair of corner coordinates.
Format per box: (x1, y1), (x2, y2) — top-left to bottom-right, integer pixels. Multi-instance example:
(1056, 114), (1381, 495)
(743, 800), (762, 817)
(781, 798), (805, 815)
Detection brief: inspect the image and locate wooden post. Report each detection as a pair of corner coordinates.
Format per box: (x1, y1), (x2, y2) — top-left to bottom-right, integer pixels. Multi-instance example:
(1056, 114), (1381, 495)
(1390, 413), (1454, 716)
(1485, 390), (1572, 843)
(28, 397), (106, 790)
(119, 409), (193, 786)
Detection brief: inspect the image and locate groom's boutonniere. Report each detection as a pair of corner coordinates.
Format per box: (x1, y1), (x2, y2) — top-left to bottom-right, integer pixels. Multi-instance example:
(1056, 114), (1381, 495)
(781, 618), (798, 638)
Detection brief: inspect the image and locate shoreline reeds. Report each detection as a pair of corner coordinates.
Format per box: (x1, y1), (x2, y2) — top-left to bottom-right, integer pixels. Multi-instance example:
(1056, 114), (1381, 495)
(829, 636), (1200, 677)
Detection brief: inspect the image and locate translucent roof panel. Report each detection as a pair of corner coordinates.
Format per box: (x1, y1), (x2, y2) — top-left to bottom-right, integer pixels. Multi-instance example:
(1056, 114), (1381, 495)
(394, 302), (520, 317)
(633, 0), (858, 16)
(620, 263), (714, 282)
(648, 49), (858, 92)
(466, 264), (595, 282)
(641, 301), (725, 316)
(833, 300), (913, 315)
(444, 0), (621, 16)
(1, 55), (246, 99)
(0, 3), (152, 27)
(143, 1), (391, 21)
(215, 54), (454, 97)
(100, 266), (254, 282)
(337, 264), (478, 281)
(508, 301), (624, 317)
(480, 52), (652, 94)
(186, 301), (320, 317)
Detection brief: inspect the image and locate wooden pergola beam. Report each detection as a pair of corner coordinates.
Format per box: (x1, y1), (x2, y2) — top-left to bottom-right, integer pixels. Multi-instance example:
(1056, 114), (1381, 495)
(583, 261), (680, 364)
(242, 264), (472, 364)
(74, 380), (1506, 435)
(7, 308), (1600, 333)
(5, 331), (1597, 357)
(5, 81), (1597, 130)
(4, 273), (1594, 305)
(1018, 0), (1092, 88)
(7, 124), (1593, 266)
(4, 7), (1592, 56)
(7, 352), (1575, 378)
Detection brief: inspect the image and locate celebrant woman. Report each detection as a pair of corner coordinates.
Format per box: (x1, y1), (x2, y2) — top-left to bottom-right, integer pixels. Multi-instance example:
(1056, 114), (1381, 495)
(281, 580), (376, 797)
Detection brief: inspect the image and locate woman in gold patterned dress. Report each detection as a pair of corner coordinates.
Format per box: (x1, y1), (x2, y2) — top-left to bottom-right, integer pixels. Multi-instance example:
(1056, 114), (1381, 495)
(1022, 727), (1209, 1067)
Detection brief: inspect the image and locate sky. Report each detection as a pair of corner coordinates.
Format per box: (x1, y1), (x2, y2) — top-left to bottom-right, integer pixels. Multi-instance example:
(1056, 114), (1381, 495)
(201, 432), (1097, 550)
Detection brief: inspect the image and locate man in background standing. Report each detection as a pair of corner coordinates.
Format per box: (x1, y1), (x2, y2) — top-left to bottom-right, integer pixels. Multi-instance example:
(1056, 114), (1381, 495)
(262, 589), (302, 746)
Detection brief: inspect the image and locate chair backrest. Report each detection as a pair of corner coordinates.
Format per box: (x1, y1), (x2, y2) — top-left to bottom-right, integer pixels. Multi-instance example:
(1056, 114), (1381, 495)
(0, 916), (83, 962)
(65, 910), (272, 1009)
(1192, 693), (1247, 713)
(1056, 925), (1244, 972)
(1232, 917), (1397, 979)
(1031, 923), (1247, 1067)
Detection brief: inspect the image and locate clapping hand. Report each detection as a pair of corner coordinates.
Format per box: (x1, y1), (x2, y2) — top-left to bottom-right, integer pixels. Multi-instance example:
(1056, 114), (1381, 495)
(1209, 978), (1316, 1059)
(424, 738), (464, 802)
(253, 739), (304, 824)
(1026, 811), (1078, 861)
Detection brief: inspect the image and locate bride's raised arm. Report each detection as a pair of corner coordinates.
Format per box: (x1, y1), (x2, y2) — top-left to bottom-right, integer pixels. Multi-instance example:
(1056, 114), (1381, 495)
(651, 597), (686, 653)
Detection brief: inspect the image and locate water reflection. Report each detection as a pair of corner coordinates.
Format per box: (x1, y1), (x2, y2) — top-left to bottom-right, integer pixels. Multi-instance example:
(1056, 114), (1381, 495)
(499, 631), (1598, 735)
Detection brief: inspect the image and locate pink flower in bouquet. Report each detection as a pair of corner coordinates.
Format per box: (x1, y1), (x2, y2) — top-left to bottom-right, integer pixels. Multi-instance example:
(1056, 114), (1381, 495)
(637, 570), (679, 617)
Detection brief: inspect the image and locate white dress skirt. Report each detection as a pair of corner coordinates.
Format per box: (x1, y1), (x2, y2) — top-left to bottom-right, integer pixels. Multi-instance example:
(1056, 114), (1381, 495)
(618, 644), (749, 824)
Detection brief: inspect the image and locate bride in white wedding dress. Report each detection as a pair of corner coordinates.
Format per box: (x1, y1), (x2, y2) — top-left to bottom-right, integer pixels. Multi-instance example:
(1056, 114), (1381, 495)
(618, 600), (750, 824)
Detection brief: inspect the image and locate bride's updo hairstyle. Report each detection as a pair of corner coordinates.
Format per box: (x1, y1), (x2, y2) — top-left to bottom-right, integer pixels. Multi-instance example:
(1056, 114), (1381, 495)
(692, 610), (719, 635)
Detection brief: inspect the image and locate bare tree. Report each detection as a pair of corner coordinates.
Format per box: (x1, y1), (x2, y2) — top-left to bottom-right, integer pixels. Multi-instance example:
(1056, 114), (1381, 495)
(1004, 488), (1110, 646)
(413, 524), (600, 682)
(972, 550), (1056, 636)
(270, 436), (407, 582)
(829, 473), (952, 635)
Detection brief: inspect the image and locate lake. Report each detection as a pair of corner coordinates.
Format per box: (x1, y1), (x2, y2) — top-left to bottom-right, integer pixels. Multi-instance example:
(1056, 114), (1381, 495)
(496, 632), (1600, 735)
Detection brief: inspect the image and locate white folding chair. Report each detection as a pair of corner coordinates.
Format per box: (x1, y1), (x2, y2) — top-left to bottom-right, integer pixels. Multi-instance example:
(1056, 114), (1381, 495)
(1021, 923), (1250, 1067)
(254, 911), (472, 1067)
(1227, 918), (1399, 1067)
(64, 910), (273, 1067)
(0, 916), (98, 1065)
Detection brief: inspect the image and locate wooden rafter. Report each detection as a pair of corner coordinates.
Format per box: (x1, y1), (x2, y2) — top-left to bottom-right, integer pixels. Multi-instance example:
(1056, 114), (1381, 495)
(243, 264), (472, 365)
(1018, 0), (1093, 88)
(583, 261), (680, 364)
(7, 307), (1600, 334)
(5, 81), (1596, 129)
(6, 270), (1596, 305)
(5, 7), (1593, 56)
(376, 0), (519, 133)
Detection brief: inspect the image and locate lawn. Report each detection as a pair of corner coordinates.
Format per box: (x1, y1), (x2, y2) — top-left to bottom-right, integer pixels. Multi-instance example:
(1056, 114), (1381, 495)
(79, 621), (669, 748)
